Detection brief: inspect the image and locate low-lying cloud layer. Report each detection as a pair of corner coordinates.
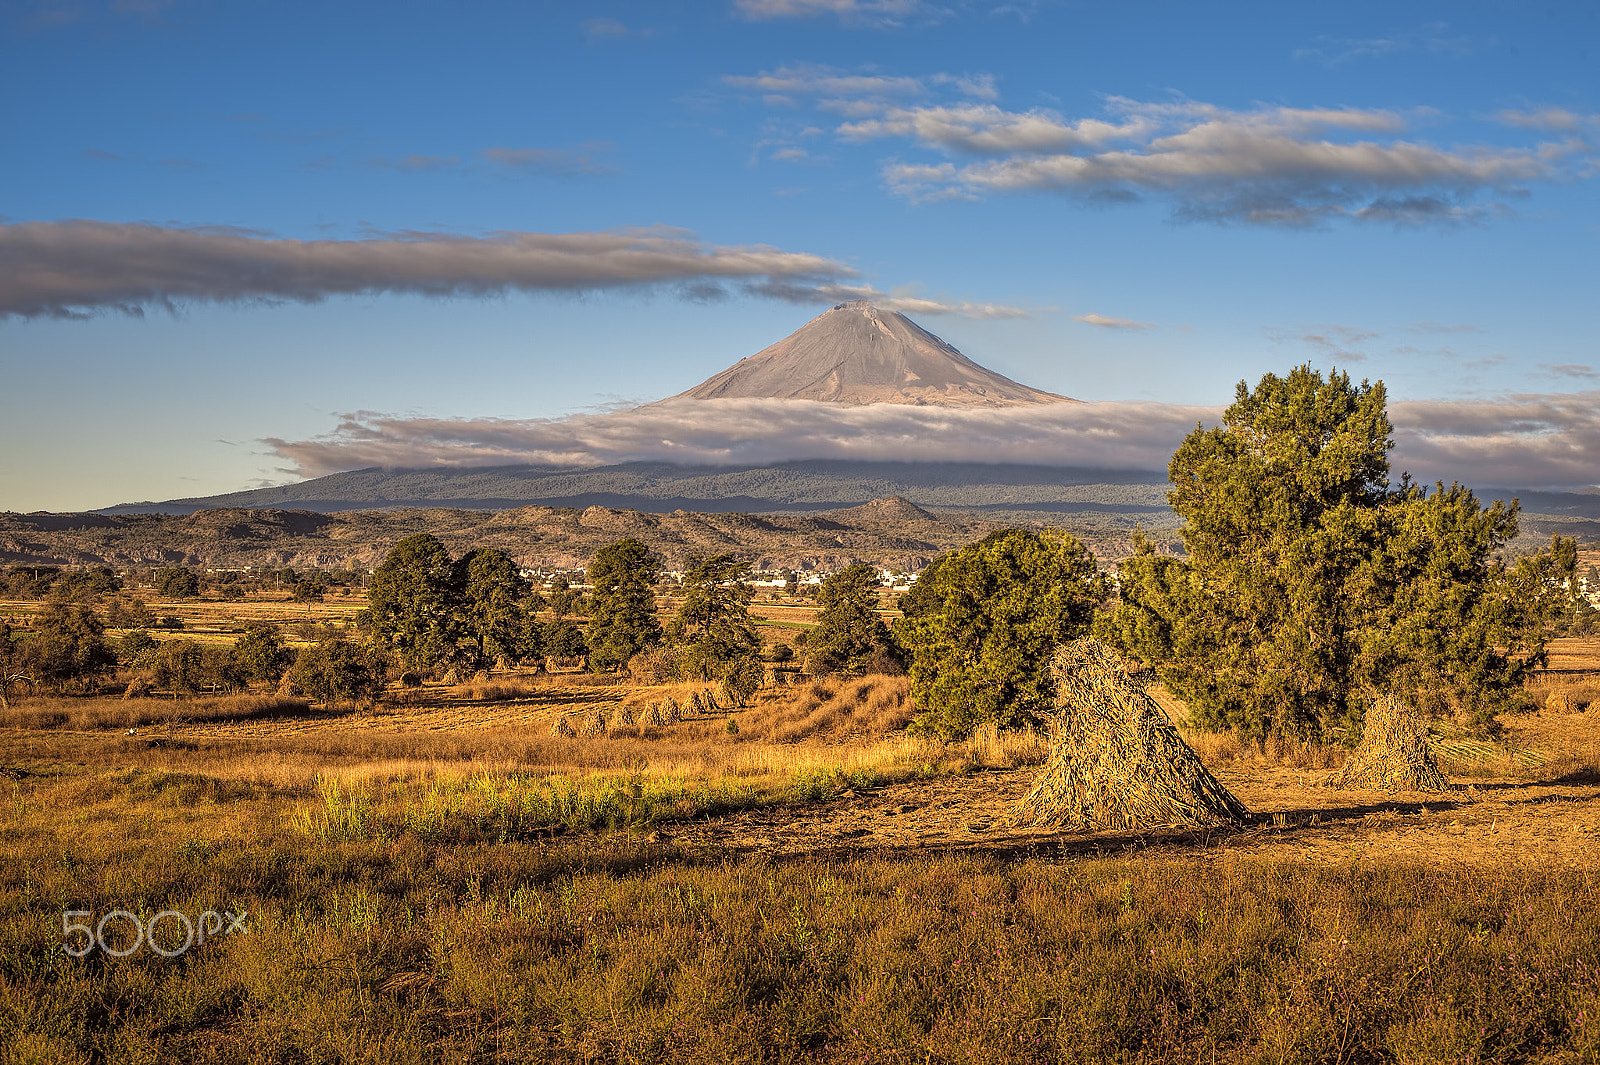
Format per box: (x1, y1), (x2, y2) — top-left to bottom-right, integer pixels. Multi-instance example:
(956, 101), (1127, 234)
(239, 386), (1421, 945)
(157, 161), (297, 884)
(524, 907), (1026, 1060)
(267, 399), (1218, 478)
(265, 392), (1600, 492)
(1391, 392), (1600, 489)
(0, 220), (1024, 320)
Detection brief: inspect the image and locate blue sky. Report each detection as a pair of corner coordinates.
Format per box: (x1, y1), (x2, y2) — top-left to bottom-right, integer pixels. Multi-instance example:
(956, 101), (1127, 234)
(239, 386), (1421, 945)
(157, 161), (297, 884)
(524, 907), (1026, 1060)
(2, 0), (1596, 510)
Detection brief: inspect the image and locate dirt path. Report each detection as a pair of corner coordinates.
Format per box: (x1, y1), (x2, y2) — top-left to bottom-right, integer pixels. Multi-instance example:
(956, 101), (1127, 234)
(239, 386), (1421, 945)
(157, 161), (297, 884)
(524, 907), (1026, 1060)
(662, 765), (1600, 869)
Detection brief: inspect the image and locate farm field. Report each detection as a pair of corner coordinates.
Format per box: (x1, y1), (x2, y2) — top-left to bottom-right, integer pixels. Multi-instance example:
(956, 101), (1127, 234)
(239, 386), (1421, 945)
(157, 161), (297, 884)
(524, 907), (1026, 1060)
(1, 635), (1597, 1060)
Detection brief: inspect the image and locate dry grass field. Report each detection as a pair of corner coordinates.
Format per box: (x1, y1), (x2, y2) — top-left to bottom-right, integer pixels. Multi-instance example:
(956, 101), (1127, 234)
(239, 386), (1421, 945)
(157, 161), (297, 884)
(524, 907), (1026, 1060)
(1, 597), (1597, 1062)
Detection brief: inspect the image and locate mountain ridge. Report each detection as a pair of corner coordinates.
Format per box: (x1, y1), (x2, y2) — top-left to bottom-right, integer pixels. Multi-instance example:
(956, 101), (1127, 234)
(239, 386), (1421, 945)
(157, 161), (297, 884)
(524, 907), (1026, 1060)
(94, 459), (1176, 526)
(3, 498), (1117, 573)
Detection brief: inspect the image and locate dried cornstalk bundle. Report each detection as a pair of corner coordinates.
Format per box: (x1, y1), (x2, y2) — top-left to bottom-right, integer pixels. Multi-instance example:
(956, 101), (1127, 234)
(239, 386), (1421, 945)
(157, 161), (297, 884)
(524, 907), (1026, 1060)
(642, 703), (669, 727)
(576, 711), (607, 737)
(549, 716), (577, 739)
(440, 668), (461, 686)
(609, 705), (636, 729)
(1333, 694), (1450, 791)
(660, 698), (682, 723)
(1014, 638), (1250, 830)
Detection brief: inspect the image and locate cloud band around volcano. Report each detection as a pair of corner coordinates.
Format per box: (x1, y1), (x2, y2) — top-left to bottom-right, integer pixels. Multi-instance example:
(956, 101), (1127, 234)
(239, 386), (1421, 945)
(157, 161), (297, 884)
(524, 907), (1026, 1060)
(264, 393), (1600, 492)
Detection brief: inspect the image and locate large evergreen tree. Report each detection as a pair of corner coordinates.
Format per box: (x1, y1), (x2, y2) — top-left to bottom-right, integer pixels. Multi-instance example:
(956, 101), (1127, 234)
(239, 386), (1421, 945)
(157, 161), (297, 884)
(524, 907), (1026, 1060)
(1102, 365), (1572, 739)
(893, 529), (1107, 739)
(365, 534), (463, 675)
(810, 563), (896, 673)
(669, 555), (760, 681)
(455, 548), (534, 665)
(585, 539), (663, 673)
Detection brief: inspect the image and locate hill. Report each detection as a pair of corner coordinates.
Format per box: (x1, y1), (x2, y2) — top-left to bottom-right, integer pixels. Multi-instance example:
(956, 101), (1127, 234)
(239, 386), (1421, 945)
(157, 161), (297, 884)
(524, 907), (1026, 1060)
(2, 498), (1149, 573)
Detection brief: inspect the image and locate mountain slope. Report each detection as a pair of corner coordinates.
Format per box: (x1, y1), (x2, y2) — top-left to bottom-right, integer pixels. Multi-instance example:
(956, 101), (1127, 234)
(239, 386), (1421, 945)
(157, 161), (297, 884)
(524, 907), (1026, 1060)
(669, 301), (1073, 407)
(94, 460), (1174, 525)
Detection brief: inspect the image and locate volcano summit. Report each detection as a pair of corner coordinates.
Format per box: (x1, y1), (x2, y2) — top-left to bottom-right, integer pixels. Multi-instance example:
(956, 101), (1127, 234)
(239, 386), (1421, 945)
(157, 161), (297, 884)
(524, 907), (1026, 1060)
(670, 301), (1075, 408)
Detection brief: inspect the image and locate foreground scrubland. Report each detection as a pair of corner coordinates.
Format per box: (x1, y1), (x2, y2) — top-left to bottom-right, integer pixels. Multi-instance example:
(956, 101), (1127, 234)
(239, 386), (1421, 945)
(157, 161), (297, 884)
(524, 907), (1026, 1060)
(2, 642), (1598, 1063)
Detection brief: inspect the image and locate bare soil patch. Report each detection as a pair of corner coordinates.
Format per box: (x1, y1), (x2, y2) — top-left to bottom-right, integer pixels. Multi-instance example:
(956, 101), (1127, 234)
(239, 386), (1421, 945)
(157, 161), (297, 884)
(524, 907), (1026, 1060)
(657, 760), (1600, 869)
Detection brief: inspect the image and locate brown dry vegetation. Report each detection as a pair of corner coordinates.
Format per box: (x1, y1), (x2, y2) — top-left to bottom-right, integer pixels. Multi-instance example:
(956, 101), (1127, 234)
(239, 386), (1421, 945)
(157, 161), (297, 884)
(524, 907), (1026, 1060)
(0, 630), (1597, 1061)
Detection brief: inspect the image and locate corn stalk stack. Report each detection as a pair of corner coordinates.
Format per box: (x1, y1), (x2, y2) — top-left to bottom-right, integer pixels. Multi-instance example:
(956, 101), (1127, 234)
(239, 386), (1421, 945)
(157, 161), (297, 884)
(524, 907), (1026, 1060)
(1332, 693), (1450, 791)
(1014, 638), (1250, 830)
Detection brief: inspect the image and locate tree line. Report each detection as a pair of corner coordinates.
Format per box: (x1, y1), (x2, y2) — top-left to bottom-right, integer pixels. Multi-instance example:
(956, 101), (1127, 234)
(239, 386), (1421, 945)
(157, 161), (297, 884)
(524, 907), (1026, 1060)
(3, 366), (1592, 737)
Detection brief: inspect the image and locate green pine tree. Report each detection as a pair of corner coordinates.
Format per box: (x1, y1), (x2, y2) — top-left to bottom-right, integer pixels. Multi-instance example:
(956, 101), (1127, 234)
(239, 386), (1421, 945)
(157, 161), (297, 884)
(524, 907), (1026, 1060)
(1102, 365), (1571, 740)
(585, 539), (663, 673)
(455, 548), (534, 665)
(893, 528), (1108, 739)
(670, 555), (760, 681)
(810, 563), (896, 674)
(365, 534), (463, 675)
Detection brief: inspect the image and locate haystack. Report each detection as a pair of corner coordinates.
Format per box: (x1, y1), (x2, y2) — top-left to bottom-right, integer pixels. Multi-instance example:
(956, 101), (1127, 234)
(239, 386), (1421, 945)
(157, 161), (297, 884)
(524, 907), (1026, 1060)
(609, 705), (636, 729)
(659, 698), (682, 723)
(1333, 694), (1449, 791)
(1013, 639), (1250, 830)
(576, 711), (607, 737)
(123, 676), (152, 700)
(1544, 691), (1575, 715)
(440, 668), (461, 686)
(550, 716), (577, 738)
(642, 702), (669, 727)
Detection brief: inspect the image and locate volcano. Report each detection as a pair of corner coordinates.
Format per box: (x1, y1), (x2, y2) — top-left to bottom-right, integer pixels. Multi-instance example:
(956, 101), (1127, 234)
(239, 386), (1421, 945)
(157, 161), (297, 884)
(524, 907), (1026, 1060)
(669, 300), (1075, 407)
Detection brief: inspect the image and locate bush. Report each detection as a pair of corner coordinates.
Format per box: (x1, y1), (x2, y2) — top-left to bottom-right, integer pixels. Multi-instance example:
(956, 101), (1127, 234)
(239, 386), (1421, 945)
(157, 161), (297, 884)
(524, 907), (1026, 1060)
(19, 602), (118, 694)
(627, 646), (678, 685)
(233, 625), (291, 685)
(154, 568), (199, 599)
(895, 529), (1107, 739)
(282, 638), (384, 707)
(719, 654), (765, 708)
(119, 630), (158, 665)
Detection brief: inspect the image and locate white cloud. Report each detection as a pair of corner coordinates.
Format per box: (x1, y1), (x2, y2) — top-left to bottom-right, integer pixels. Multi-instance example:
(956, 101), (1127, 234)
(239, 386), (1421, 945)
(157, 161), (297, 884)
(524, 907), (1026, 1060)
(731, 75), (1589, 226)
(1491, 107), (1598, 132)
(871, 97), (1584, 225)
(724, 65), (927, 99)
(1269, 324), (1378, 363)
(264, 391), (1600, 493)
(747, 279), (1028, 318)
(840, 103), (1151, 154)
(1391, 391), (1600, 489)
(1074, 313), (1154, 331)
(266, 398), (1214, 478)
(0, 219), (1027, 322)
(0, 220), (852, 319)
(732, 0), (929, 26)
